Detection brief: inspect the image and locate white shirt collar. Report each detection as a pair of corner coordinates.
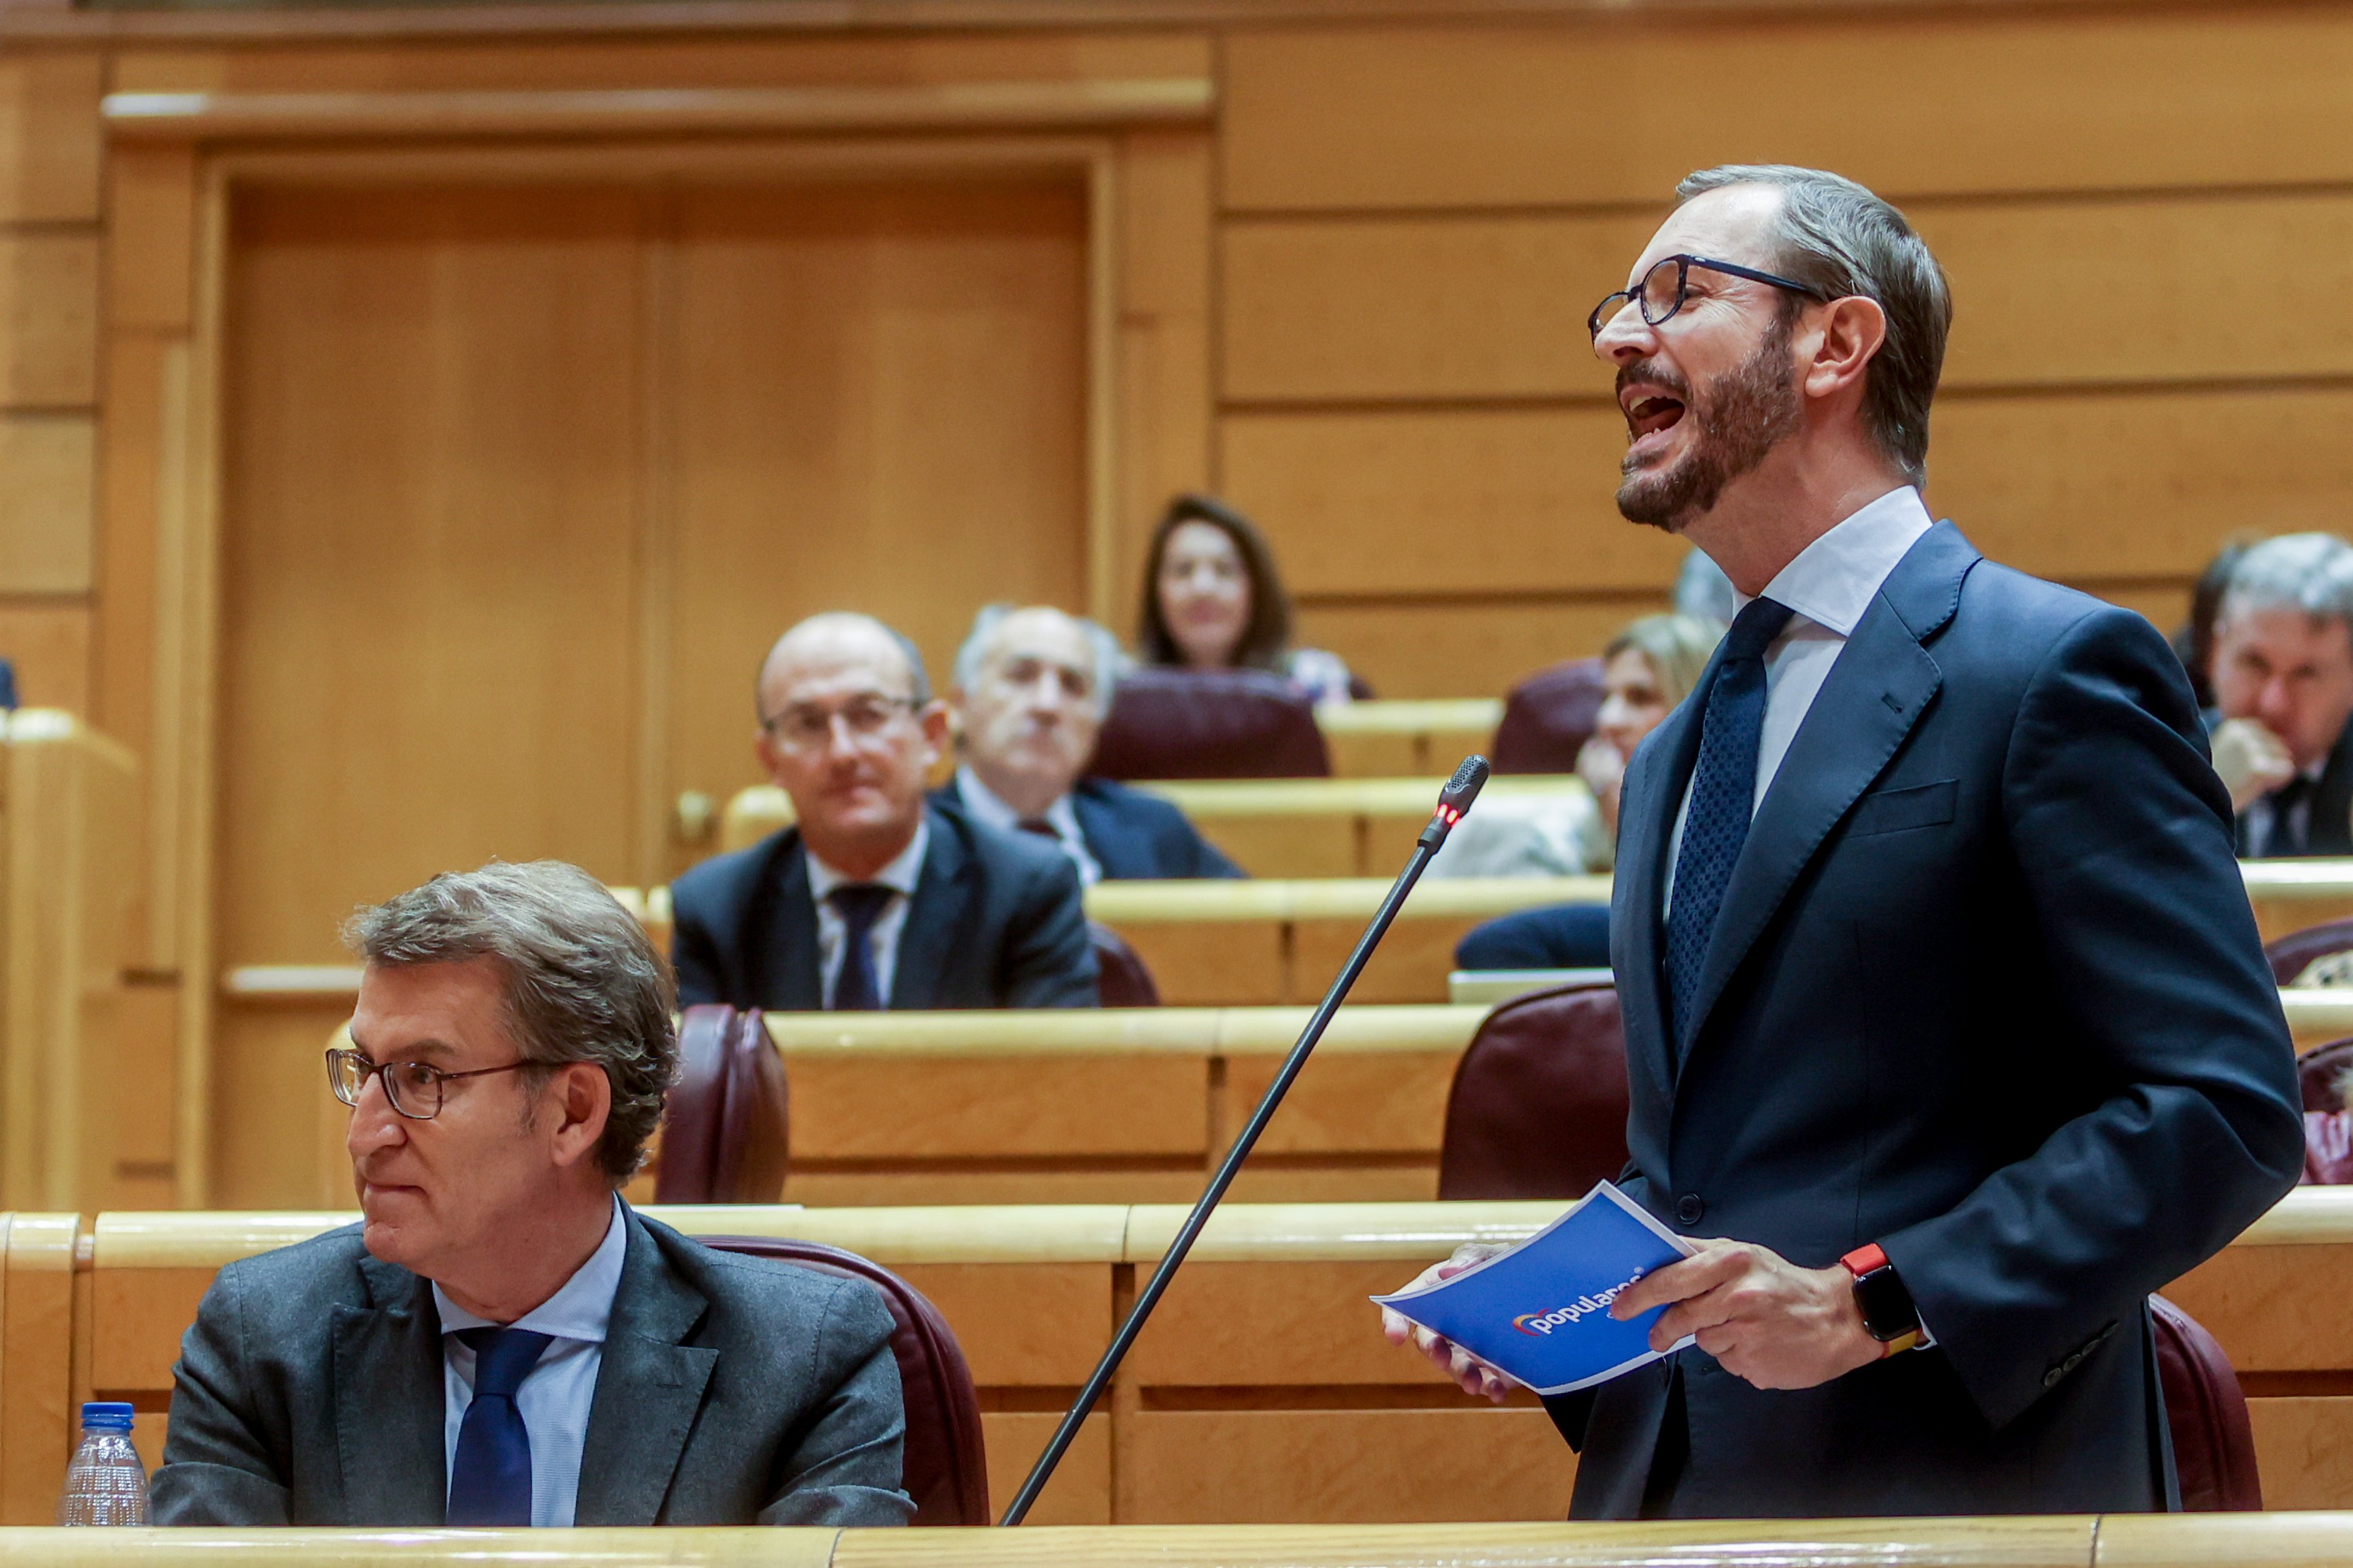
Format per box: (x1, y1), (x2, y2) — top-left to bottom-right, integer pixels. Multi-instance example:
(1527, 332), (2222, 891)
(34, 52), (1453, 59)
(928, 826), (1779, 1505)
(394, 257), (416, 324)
(954, 764), (1080, 841)
(805, 816), (930, 901)
(433, 1193), (627, 1343)
(1734, 485), (1934, 638)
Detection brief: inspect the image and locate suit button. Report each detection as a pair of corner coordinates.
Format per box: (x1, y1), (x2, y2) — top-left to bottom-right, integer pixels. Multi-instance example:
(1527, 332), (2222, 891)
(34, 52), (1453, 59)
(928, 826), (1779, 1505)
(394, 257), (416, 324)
(2043, 1367), (2065, 1389)
(1675, 1194), (1705, 1226)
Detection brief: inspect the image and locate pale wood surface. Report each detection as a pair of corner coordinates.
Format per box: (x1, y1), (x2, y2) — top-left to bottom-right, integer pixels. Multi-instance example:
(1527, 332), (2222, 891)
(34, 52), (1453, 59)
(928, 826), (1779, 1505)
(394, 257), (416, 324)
(0, 417), (95, 595)
(0, 55), (103, 224)
(0, 605), (91, 717)
(1, 1213), (80, 1527)
(0, 234), (98, 410)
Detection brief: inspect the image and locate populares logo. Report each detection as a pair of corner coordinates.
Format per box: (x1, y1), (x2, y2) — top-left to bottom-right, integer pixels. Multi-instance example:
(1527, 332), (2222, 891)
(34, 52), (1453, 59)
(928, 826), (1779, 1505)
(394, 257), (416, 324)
(1511, 1269), (1648, 1336)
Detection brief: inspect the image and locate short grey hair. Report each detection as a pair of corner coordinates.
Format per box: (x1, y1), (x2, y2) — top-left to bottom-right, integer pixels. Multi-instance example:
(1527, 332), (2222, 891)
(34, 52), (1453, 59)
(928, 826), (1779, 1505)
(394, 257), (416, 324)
(344, 861), (677, 1183)
(953, 603), (1124, 713)
(2222, 533), (2353, 629)
(1676, 164), (1952, 485)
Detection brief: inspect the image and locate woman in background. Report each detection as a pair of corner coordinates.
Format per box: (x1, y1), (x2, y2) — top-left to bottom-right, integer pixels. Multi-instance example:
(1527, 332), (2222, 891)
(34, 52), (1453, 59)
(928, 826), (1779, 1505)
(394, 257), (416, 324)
(1447, 611), (1722, 969)
(1138, 493), (1363, 704)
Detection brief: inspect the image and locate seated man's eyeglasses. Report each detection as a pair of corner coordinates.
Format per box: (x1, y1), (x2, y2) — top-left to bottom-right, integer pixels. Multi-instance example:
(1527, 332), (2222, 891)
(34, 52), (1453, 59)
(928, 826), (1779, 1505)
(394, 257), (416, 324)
(759, 695), (918, 752)
(1588, 253), (1833, 340)
(325, 1046), (530, 1121)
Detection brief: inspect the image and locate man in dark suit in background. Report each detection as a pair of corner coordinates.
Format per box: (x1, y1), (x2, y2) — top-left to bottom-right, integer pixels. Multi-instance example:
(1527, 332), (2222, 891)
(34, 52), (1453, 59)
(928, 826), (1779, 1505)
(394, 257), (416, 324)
(2203, 532), (2353, 858)
(672, 613), (1096, 1011)
(155, 862), (910, 1526)
(942, 603), (1242, 883)
(1383, 164), (2302, 1517)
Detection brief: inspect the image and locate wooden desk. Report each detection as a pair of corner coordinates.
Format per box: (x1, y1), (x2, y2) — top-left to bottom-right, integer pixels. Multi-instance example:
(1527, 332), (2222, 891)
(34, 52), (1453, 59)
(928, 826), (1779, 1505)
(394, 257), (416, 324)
(1315, 698), (1502, 778)
(15, 1190), (2353, 1528)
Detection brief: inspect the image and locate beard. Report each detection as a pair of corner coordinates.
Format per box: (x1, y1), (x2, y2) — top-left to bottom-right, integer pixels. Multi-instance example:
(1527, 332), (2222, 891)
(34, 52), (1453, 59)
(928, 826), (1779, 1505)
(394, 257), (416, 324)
(1616, 314), (1802, 533)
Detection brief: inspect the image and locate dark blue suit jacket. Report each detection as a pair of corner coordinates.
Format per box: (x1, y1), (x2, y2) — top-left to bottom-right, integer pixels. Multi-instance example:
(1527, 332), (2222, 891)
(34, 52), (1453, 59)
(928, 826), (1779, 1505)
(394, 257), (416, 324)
(670, 804), (1097, 1011)
(1553, 521), (2304, 1517)
(1069, 778), (1244, 880)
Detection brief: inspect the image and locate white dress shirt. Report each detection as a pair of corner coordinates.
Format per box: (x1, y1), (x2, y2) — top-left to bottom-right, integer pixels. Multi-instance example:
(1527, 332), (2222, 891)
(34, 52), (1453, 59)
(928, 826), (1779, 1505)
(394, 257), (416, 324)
(954, 764), (1102, 886)
(435, 1195), (626, 1528)
(805, 820), (930, 1008)
(1664, 486), (1934, 905)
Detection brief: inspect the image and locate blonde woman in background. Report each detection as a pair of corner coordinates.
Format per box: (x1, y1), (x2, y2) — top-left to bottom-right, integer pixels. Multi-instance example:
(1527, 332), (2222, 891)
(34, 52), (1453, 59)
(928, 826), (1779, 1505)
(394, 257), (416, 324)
(1443, 611), (1724, 972)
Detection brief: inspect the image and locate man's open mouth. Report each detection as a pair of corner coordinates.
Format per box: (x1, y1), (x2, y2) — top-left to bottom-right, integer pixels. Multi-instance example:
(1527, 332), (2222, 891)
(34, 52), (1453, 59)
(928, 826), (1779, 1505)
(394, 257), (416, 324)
(1626, 395), (1686, 441)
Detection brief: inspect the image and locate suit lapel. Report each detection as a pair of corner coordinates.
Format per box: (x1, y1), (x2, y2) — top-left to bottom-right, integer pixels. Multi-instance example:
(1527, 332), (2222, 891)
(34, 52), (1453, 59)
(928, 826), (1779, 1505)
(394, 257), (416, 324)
(763, 832), (823, 1010)
(1070, 786), (1130, 879)
(1614, 683), (1710, 1105)
(574, 1212), (717, 1526)
(891, 808), (976, 1009)
(333, 1256), (447, 1525)
(1678, 523), (1975, 1058)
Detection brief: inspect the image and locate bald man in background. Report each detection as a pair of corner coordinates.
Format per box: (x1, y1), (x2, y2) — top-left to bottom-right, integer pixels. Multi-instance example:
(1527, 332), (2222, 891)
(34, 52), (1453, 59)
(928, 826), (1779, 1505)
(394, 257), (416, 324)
(942, 604), (1241, 884)
(671, 613), (1097, 1011)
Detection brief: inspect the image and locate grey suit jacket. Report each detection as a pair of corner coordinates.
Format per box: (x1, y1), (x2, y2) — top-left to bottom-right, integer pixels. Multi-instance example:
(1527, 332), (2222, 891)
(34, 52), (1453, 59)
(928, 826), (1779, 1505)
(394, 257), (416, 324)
(151, 1206), (912, 1527)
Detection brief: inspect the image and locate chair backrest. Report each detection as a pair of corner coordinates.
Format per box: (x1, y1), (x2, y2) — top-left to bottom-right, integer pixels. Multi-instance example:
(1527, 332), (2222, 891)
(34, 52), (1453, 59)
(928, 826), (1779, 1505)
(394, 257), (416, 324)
(2150, 1294), (2262, 1511)
(1089, 666), (1331, 780)
(697, 1236), (988, 1525)
(1089, 919), (1161, 1007)
(654, 1005), (789, 1204)
(1436, 981), (1629, 1200)
(1489, 657), (1606, 776)
(2299, 1037), (2353, 1113)
(2304, 1110), (2353, 1184)
(2264, 916), (2353, 985)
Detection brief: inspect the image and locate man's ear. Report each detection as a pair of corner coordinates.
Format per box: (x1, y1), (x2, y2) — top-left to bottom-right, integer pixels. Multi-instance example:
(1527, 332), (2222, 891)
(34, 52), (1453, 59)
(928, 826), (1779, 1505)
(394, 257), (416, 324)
(544, 1062), (612, 1171)
(916, 700), (952, 767)
(1801, 295), (1887, 401)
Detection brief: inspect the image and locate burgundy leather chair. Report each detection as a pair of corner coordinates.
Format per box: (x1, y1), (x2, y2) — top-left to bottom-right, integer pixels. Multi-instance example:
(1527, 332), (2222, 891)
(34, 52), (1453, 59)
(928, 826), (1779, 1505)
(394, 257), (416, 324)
(1089, 667), (1330, 780)
(697, 1236), (988, 1525)
(2264, 917), (2353, 985)
(2151, 1294), (2262, 1510)
(654, 1005), (789, 1204)
(2298, 1036), (2353, 1113)
(1489, 657), (1607, 776)
(1436, 982), (1630, 1200)
(1090, 920), (1160, 1007)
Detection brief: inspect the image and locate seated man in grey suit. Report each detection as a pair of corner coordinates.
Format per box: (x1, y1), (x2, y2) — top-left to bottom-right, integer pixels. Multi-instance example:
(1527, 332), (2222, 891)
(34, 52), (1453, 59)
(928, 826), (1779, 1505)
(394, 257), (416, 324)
(152, 861), (912, 1527)
(672, 612), (1097, 1010)
(942, 603), (1242, 883)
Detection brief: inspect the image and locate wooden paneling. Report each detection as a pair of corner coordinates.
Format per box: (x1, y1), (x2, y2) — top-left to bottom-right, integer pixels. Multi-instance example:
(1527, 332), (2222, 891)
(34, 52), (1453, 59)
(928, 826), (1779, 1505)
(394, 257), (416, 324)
(0, 55), (101, 224)
(790, 1056), (1208, 1160)
(1222, 12), (2353, 212)
(0, 235), (97, 409)
(0, 1212), (78, 1525)
(106, 145), (198, 334)
(1113, 127), (1213, 618)
(216, 184), (648, 967)
(659, 175), (1089, 874)
(1299, 601), (1648, 704)
(0, 415), (95, 595)
(0, 601), (89, 714)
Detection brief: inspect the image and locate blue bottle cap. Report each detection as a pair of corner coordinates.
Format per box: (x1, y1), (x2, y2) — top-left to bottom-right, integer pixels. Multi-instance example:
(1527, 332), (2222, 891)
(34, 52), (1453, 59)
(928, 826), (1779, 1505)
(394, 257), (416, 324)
(79, 1402), (135, 1432)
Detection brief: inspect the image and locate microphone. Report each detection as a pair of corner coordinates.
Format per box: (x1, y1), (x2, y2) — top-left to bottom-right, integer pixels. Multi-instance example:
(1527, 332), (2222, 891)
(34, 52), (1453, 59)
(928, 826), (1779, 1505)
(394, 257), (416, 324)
(999, 756), (1492, 1525)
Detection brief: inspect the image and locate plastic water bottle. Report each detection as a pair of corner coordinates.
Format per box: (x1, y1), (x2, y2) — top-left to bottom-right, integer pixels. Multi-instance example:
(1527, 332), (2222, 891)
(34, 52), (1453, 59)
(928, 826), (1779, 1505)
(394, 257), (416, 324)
(57, 1402), (148, 1525)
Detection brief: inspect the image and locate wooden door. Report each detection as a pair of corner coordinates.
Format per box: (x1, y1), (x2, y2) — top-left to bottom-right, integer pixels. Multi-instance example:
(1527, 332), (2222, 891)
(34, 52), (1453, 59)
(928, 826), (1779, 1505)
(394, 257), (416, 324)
(212, 171), (1090, 1206)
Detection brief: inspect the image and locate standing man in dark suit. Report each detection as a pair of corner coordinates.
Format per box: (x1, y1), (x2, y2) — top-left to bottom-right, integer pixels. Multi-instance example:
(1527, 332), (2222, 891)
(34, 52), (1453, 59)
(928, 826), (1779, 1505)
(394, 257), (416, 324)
(2204, 532), (2353, 857)
(943, 603), (1243, 882)
(1381, 165), (2302, 1516)
(155, 862), (911, 1526)
(672, 613), (1096, 1011)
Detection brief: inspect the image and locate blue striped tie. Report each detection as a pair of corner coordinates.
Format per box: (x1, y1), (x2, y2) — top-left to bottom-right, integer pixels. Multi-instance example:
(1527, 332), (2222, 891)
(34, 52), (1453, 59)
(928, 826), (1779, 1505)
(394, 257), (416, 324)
(829, 884), (895, 1011)
(1663, 596), (1795, 1059)
(445, 1326), (552, 1526)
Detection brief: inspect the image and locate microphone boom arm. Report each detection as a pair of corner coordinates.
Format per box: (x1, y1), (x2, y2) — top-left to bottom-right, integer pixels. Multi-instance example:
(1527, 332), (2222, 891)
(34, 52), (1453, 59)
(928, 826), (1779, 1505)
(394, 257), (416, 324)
(998, 755), (1492, 1525)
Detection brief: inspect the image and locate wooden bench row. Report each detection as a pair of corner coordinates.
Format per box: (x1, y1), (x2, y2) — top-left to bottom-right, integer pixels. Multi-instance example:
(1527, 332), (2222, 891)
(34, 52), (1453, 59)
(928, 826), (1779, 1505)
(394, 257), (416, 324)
(5, 1190), (2351, 1527)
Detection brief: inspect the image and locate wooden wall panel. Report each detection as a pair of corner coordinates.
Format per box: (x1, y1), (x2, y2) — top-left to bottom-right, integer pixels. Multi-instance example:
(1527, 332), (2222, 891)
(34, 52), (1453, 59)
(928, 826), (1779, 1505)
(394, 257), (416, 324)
(0, 55), (101, 224)
(216, 184), (648, 966)
(1114, 128), (1213, 621)
(0, 416), (95, 595)
(106, 145), (197, 335)
(0, 235), (97, 409)
(0, 603), (89, 714)
(1296, 600), (1657, 701)
(1223, 12), (2353, 213)
(659, 176), (1088, 872)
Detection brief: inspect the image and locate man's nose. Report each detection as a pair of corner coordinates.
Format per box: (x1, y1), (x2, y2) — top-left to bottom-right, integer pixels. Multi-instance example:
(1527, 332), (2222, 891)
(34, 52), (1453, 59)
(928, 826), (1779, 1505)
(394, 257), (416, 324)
(1592, 300), (1655, 365)
(346, 1079), (404, 1155)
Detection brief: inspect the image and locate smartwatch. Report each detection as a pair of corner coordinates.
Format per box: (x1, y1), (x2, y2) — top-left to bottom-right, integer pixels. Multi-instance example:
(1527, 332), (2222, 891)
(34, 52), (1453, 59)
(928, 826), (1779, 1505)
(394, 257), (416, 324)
(1840, 1242), (1923, 1356)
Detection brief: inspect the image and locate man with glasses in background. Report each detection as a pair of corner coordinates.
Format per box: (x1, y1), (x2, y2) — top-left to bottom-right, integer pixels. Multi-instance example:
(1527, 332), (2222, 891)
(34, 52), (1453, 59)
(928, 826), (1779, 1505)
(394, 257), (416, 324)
(671, 611), (1096, 1010)
(153, 861), (913, 1526)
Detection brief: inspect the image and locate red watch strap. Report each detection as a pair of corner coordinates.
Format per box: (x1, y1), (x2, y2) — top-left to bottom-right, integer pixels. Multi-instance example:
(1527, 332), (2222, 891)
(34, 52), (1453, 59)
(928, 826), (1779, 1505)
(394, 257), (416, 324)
(1840, 1242), (1889, 1278)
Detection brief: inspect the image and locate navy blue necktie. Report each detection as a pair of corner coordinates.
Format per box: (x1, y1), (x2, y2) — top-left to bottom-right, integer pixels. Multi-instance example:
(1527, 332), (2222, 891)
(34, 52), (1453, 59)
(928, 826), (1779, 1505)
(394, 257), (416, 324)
(446, 1326), (552, 1526)
(829, 884), (896, 1011)
(1663, 596), (1796, 1057)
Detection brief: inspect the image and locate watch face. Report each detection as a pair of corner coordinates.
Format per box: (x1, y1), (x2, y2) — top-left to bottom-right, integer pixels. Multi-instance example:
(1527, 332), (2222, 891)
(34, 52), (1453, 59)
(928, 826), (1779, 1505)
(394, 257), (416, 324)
(1853, 1267), (1919, 1342)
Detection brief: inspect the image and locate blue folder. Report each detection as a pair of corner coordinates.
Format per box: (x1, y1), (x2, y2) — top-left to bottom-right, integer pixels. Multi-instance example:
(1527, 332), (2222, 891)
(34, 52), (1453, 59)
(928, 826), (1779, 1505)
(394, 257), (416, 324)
(1373, 1181), (1697, 1396)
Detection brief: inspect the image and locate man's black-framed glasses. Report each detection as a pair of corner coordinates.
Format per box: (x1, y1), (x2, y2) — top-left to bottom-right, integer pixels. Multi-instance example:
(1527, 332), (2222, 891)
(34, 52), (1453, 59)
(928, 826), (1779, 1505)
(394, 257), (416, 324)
(326, 1047), (531, 1120)
(1588, 254), (1832, 341)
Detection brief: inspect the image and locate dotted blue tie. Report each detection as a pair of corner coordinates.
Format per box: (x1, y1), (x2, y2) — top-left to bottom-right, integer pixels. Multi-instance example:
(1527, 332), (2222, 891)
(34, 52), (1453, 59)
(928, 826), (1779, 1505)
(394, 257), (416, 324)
(445, 1325), (552, 1526)
(1663, 596), (1796, 1059)
(829, 884), (896, 1011)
